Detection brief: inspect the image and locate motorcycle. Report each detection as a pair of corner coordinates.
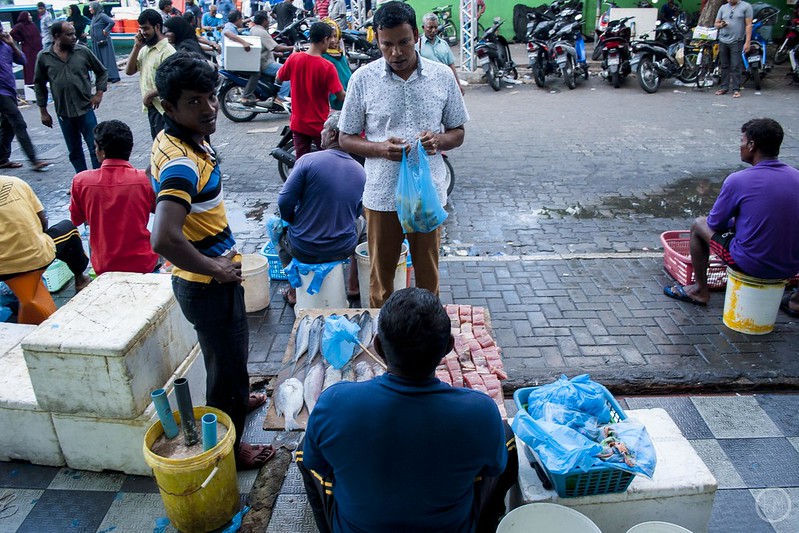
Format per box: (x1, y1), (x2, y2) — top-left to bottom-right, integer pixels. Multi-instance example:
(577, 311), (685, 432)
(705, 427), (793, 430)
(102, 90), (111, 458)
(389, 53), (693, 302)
(274, 15), (312, 48)
(789, 40), (799, 83)
(525, 1), (582, 88)
(741, 7), (778, 90)
(774, 13), (799, 65)
(549, 14), (589, 89)
(475, 18), (518, 91)
(597, 16), (634, 88)
(341, 27), (381, 70)
(630, 19), (699, 93)
(269, 126), (456, 195)
(218, 70), (290, 123)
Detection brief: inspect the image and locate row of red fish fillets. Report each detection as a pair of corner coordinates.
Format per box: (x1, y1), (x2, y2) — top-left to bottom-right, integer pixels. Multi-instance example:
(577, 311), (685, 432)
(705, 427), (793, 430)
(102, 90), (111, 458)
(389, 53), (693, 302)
(436, 305), (508, 418)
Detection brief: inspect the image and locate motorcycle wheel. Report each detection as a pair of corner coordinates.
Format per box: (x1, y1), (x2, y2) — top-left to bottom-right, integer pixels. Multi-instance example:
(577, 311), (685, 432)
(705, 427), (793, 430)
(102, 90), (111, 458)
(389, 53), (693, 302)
(444, 156), (455, 196)
(563, 56), (577, 90)
(509, 67), (519, 80)
(532, 62), (546, 88)
(752, 66), (761, 90)
(612, 70), (621, 88)
(442, 23), (457, 47)
(591, 45), (602, 61)
(278, 139), (294, 183)
(678, 50), (700, 84)
(219, 84), (258, 123)
(487, 60), (502, 91)
(773, 45), (788, 65)
(581, 63), (589, 80)
(637, 57), (660, 93)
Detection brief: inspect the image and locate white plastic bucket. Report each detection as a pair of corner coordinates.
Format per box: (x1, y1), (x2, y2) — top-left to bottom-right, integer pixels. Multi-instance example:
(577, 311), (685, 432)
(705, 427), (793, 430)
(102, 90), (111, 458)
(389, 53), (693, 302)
(722, 267), (787, 335)
(355, 242), (408, 306)
(626, 522), (693, 533)
(497, 503), (601, 533)
(295, 262), (347, 311)
(241, 254), (270, 312)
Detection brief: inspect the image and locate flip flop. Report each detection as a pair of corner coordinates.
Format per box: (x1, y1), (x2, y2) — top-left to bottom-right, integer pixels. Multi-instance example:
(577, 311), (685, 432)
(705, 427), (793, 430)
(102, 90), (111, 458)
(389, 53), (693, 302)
(663, 285), (707, 306)
(248, 392), (267, 413)
(0, 161), (23, 169)
(780, 291), (799, 318)
(236, 443), (275, 470)
(732, 91), (741, 98)
(715, 89), (728, 95)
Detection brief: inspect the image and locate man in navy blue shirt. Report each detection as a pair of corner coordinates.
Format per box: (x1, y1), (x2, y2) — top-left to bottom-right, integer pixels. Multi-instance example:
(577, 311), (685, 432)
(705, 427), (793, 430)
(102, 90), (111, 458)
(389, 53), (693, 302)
(298, 288), (518, 532)
(276, 110), (366, 305)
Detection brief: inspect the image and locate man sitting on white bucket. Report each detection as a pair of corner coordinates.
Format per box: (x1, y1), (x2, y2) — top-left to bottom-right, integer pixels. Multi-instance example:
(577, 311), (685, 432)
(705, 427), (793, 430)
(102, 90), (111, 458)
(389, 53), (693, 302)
(276, 110), (366, 306)
(297, 287), (518, 533)
(664, 118), (799, 313)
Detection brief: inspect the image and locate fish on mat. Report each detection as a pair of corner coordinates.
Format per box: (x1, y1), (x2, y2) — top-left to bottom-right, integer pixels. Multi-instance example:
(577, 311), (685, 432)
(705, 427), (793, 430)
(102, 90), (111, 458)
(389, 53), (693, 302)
(305, 316), (325, 368)
(274, 377), (304, 431)
(322, 364), (342, 391)
(304, 363), (324, 414)
(372, 363), (385, 377)
(355, 312), (374, 355)
(355, 360), (375, 381)
(288, 315), (312, 377)
(342, 362), (355, 382)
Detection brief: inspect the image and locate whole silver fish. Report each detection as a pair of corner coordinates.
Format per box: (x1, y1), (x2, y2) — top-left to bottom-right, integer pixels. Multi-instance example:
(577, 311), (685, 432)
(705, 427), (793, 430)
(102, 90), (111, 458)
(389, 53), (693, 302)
(342, 362), (355, 382)
(305, 316), (325, 368)
(355, 361), (375, 382)
(289, 316), (312, 377)
(322, 364), (342, 391)
(303, 363), (324, 414)
(358, 312), (374, 349)
(274, 378), (304, 431)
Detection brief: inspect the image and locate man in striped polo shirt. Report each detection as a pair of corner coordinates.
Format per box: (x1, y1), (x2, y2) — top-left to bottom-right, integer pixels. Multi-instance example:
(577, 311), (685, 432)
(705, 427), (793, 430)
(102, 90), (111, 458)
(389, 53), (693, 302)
(150, 53), (272, 469)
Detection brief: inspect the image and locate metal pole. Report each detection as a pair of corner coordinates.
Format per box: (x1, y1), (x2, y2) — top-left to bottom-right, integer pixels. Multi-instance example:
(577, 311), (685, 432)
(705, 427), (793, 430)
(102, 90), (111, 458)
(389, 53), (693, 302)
(459, 0), (475, 72)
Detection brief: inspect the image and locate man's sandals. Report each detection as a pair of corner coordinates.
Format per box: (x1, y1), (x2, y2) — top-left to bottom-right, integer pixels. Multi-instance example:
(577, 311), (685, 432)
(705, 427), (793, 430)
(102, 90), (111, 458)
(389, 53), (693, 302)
(663, 285), (707, 306)
(237, 443), (275, 470)
(781, 290), (799, 318)
(248, 392), (267, 412)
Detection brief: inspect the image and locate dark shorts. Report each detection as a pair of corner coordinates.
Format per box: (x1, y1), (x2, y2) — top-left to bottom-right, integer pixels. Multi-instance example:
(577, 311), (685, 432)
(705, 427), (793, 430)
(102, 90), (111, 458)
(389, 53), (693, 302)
(277, 216), (367, 268)
(710, 231), (743, 272)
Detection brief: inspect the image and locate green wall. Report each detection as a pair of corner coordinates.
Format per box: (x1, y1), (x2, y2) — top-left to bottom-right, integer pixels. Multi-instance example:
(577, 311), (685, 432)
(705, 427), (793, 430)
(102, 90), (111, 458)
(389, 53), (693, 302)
(404, 0), (793, 41)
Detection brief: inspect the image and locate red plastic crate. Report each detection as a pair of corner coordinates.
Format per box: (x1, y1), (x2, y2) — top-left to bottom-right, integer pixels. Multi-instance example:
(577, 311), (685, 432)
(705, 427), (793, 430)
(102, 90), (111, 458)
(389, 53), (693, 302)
(660, 230), (728, 290)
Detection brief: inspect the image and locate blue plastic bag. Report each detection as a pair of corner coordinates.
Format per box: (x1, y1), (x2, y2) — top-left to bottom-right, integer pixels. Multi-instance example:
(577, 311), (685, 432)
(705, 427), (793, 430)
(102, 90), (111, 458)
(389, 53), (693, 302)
(265, 216), (287, 247)
(395, 140), (448, 234)
(321, 315), (360, 369)
(284, 259), (343, 294)
(529, 401), (601, 442)
(512, 410), (603, 475)
(596, 421), (657, 478)
(526, 374), (611, 423)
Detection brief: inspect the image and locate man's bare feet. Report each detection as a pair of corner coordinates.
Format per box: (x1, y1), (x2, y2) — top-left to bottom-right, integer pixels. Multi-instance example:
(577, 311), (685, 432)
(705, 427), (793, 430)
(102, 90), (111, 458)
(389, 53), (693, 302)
(32, 161), (50, 171)
(236, 443), (275, 470)
(75, 274), (92, 292)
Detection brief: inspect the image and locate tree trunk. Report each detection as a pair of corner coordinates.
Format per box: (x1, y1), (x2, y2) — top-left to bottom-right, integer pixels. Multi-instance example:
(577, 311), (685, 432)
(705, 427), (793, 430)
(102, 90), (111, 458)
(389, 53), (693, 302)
(697, 0), (725, 27)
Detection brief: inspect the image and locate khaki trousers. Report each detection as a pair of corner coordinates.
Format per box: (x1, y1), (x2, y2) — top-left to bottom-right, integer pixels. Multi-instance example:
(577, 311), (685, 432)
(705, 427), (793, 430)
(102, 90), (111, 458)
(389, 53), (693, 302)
(364, 208), (441, 307)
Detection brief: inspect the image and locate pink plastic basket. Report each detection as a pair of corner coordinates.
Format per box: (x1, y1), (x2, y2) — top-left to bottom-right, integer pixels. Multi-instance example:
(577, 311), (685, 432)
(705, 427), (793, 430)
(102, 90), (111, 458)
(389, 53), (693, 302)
(661, 231), (728, 290)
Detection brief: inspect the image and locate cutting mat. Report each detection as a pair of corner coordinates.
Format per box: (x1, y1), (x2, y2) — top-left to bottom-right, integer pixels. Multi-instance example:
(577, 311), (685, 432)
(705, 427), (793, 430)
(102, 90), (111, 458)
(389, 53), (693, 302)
(263, 308), (380, 431)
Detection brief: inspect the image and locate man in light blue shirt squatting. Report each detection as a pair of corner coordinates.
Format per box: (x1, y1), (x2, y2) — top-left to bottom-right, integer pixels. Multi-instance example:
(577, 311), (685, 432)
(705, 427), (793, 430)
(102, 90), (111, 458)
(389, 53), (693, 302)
(417, 12), (463, 93)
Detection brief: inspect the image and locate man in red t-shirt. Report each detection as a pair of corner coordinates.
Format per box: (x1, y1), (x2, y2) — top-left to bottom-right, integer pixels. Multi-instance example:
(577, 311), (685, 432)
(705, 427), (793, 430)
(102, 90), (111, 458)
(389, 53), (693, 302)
(277, 22), (345, 158)
(69, 120), (160, 275)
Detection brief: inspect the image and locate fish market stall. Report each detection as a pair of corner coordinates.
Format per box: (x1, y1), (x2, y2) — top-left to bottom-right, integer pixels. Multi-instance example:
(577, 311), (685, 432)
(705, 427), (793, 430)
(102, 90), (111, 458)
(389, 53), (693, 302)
(264, 305), (509, 430)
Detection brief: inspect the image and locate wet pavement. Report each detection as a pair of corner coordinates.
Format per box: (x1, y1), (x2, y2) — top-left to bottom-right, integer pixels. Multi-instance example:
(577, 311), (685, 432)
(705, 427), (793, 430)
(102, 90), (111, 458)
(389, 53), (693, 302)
(2, 54), (799, 532)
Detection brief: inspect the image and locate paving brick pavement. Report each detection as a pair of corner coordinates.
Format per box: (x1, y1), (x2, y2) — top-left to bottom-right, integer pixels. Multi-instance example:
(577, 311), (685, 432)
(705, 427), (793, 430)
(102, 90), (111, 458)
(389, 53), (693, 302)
(5, 68), (799, 394)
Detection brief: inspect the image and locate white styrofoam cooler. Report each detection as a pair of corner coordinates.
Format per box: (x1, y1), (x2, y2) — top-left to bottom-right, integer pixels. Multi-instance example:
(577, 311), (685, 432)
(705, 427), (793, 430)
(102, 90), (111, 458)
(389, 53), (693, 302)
(21, 273), (197, 419)
(512, 408), (718, 533)
(223, 35), (262, 72)
(0, 328), (65, 467)
(52, 343), (207, 475)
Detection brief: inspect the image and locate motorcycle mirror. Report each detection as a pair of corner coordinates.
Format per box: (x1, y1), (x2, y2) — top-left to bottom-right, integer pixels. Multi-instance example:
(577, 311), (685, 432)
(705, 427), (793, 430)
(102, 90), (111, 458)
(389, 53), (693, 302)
(784, 14), (791, 21)
(655, 19), (661, 25)
(752, 18), (758, 23)
(494, 16), (501, 23)
(575, 13), (583, 20)
(652, 0), (658, 4)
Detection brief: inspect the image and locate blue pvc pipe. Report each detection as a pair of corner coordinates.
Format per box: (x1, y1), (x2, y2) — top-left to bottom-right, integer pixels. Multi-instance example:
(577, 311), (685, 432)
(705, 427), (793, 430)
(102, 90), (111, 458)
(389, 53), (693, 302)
(151, 389), (179, 439)
(202, 413), (218, 452)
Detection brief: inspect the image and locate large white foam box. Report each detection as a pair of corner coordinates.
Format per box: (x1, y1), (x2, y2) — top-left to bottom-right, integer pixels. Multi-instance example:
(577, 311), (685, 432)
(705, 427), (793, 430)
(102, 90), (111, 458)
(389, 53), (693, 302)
(223, 35), (261, 72)
(53, 344), (207, 475)
(21, 273), (197, 418)
(0, 339), (65, 466)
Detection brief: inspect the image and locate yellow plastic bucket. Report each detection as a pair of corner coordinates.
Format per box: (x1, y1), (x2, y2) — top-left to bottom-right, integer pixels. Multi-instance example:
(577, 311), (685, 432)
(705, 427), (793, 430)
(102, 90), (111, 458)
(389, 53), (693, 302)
(723, 268), (787, 335)
(143, 406), (240, 533)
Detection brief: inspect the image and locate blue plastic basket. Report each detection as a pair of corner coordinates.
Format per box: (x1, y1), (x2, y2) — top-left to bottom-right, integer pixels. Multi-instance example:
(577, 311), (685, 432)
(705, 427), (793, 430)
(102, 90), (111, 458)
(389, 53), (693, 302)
(513, 384), (635, 498)
(259, 241), (288, 281)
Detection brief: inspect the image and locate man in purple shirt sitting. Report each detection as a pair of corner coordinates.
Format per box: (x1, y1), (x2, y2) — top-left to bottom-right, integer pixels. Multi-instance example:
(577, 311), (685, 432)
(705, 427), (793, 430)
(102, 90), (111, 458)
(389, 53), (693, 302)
(664, 118), (799, 315)
(276, 110), (366, 305)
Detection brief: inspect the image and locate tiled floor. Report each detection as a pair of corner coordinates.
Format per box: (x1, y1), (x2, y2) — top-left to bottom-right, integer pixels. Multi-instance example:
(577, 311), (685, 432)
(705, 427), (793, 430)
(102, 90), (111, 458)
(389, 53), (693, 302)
(1, 394), (798, 532)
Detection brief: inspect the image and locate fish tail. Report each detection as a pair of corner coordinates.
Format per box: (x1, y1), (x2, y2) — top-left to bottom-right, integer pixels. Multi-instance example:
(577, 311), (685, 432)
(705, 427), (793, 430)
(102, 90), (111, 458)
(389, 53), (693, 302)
(285, 417), (302, 431)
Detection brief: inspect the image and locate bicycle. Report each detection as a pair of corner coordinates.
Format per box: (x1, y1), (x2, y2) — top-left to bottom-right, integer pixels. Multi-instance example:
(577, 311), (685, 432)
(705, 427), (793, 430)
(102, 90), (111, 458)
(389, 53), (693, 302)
(693, 38), (719, 89)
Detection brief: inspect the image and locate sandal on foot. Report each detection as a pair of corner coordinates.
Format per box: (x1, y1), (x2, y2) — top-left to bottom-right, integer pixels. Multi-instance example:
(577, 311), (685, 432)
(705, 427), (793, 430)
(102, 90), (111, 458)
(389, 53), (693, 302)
(248, 392), (267, 413)
(715, 89), (728, 95)
(732, 91), (741, 98)
(236, 443), (275, 470)
(282, 287), (296, 306)
(663, 285), (707, 306)
(32, 161), (50, 172)
(0, 161), (23, 169)
(780, 291), (799, 318)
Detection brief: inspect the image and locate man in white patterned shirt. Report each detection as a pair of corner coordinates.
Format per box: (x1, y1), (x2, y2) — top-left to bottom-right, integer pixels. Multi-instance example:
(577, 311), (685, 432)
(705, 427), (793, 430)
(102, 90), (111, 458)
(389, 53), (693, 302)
(339, 1), (468, 308)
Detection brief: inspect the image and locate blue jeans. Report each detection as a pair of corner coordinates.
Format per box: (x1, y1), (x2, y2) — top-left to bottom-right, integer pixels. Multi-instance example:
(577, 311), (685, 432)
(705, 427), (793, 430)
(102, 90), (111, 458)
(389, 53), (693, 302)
(171, 277), (250, 450)
(243, 62), (291, 99)
(57, 110), (100, 173)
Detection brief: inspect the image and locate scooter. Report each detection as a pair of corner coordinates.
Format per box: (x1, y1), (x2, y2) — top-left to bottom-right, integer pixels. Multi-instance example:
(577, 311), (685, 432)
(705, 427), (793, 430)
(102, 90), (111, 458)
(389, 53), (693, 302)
(597, 16), (634, 87)
(741, 8), (778, 90)
(549, 14), (589, 89)
(774, 12), (799, 65)
(789, 40), (799, 83)
(218, 70), (290, 123)
(341, 28), (381, 70)
(475, 18), (518, 91)
(630, 19), (698, 93)
(270, 126), (456, 195)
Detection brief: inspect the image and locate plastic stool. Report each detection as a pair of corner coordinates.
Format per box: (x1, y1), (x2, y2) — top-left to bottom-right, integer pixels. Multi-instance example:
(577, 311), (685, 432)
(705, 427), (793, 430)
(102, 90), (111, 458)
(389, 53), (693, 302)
(295, 262), (347, 310)
(4, 268), (57, 325)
